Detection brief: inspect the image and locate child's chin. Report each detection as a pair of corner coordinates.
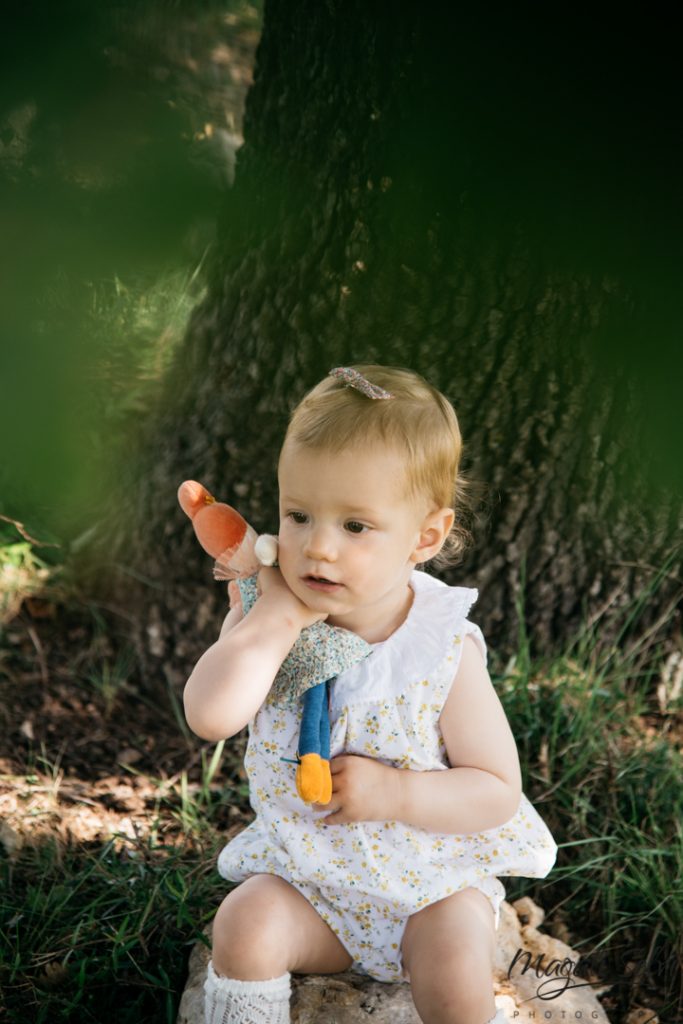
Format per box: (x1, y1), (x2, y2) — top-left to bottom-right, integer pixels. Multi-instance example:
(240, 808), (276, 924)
(313, 600), (350, 622)
(325, 609), (357, 631)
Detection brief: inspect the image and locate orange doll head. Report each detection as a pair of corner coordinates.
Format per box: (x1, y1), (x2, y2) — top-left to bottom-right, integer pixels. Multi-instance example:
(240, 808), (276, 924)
(178, 480), (248, 558)
(178, 479), (280, 582)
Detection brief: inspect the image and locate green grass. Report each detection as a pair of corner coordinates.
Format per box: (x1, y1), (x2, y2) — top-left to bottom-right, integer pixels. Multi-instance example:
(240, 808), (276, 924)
(0, 752), (238, 1024)
(1, 833), (221, 1024)
(494, 564), (682, 1020)
(82, 258), (207, 429)
(0, 255), (207, 546)
(0, 529), (58, 627)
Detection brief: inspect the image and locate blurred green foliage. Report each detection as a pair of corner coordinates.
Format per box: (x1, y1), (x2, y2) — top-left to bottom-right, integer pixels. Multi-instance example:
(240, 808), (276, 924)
(0, 0), (261, 540)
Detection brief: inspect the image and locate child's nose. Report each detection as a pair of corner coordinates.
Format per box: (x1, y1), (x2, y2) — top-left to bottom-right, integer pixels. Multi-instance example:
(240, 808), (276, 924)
(304, 525), (337, 562)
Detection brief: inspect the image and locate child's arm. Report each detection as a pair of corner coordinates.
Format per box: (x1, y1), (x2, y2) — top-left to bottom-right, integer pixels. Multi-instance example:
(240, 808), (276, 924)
(400, 632), (522, 832)
(320, 634), (522, 832)
(183, 568), (326, 742)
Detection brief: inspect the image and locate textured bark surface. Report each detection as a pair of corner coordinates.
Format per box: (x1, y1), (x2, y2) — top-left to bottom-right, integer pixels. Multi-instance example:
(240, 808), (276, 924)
(103, 3), (681, 676)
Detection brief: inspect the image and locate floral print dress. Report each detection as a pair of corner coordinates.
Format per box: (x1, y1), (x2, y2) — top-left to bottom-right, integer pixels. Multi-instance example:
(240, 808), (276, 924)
(217, 569), (557, 982)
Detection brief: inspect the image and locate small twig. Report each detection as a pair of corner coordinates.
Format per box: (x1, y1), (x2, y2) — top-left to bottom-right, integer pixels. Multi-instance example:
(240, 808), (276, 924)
(609, 559), (683, 587)
(583, 579), (630, 633)
(0, 514), (61, 549)
(621, 594), (683, 665)
(22, 617), (49, 684)
(12, 784), (101, 809)
(108, 562), (165, 591)
(631, 920), (663, 993)
(55, 789), (102, 809)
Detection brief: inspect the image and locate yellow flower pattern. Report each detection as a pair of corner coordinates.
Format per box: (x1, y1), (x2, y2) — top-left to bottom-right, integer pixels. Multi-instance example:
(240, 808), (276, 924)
(217, 571), (557, 983)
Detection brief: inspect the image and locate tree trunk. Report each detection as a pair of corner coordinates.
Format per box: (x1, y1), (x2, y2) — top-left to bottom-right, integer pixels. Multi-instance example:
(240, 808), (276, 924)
(110, 2), (681, 673)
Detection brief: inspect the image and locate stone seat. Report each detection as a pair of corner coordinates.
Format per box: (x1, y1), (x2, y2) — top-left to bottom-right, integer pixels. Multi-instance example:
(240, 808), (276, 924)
(176, 898), (612, 1023)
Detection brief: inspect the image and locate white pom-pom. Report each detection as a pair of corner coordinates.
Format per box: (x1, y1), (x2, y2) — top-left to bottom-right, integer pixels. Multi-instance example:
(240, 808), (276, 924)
(254, 533), (279, 566)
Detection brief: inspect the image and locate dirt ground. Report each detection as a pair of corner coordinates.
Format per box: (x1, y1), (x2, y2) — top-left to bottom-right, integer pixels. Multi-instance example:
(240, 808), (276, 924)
(0, 593), (251, 853)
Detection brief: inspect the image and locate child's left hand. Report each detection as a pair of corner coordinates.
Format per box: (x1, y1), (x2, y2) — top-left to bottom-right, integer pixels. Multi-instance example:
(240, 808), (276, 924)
(315, 755), (402, 825)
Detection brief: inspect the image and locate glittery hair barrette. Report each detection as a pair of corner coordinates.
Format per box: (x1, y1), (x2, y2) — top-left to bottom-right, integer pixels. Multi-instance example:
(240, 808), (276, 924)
(328, 367), (394, 400)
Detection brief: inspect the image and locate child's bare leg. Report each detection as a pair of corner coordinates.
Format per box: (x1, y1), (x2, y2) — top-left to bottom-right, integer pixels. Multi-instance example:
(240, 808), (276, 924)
(212, 873), (353, 979)
(401, 887), (497, 1024)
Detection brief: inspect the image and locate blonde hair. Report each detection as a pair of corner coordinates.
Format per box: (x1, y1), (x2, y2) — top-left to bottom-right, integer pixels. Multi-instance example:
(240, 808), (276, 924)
(281, 364), (473, 567)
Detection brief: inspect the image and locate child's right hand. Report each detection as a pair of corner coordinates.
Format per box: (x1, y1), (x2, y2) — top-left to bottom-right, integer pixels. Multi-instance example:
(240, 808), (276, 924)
(184, 565), (327, 742)
(256, 566), (329, 631)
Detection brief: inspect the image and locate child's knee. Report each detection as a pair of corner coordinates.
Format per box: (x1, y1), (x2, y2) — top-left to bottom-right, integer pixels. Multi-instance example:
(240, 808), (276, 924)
(212, 877), (292, 978)
(407, 943), (496, 1024)
(401, 888), (496, 985)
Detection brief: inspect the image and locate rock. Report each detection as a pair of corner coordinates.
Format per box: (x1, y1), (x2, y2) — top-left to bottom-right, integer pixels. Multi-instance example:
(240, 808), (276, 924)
(509, 894), (545, 929)
(624, 1011), (659, 1024)
(117, 746), (142, 765)
(290, 973), (419, 1023)
(494, 900), (612, 1022)
(177, 935), (211, 1024)
(0, 820), (23, 859)
(177, 899), (613, 1023)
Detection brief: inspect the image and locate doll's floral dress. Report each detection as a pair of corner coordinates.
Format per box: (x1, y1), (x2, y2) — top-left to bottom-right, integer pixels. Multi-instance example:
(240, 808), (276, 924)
(217, 569), (557, 983)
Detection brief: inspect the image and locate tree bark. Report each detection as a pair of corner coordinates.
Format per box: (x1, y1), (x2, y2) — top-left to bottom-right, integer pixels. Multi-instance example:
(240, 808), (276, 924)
(109, 2), (681, 673)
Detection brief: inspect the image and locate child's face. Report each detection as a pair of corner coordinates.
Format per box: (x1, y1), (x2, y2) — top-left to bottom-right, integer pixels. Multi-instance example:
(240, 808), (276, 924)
(277, 440), (432, 642)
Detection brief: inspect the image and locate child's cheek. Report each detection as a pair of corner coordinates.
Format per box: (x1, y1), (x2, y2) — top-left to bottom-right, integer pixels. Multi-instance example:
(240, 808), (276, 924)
(276, 537), (297, 586)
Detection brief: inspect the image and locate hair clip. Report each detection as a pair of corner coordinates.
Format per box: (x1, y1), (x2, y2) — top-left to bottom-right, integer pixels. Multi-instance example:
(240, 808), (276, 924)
(328, 367), (394, 400)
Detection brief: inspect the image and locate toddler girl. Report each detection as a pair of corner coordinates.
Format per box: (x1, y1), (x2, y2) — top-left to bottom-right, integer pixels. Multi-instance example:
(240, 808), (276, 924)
(184, 365), (557, 1024)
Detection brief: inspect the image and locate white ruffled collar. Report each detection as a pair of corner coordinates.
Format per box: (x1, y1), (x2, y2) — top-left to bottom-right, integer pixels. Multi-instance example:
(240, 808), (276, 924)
(330, 569), (478, 709)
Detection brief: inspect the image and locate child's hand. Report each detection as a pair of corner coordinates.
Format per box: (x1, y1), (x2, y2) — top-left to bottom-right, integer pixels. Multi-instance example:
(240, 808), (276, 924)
(256, 566), (328, 631)
(315, 755), (402, 825)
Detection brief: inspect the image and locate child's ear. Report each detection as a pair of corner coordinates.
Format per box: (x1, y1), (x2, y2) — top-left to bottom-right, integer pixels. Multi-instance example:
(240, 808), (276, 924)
(410, 507), (455, 564)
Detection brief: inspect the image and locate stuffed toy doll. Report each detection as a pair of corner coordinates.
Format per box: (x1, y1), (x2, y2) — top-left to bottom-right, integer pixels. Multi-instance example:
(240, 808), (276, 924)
(178, 480), (372, 806)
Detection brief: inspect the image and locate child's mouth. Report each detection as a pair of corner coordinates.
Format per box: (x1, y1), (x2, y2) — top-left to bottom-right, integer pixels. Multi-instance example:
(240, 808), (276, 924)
(303, 575), (343, 592)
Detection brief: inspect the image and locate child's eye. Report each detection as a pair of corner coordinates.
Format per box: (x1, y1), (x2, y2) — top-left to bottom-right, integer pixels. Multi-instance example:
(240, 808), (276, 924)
(345, 520), (368, 534)
(287, 511), (308, 525)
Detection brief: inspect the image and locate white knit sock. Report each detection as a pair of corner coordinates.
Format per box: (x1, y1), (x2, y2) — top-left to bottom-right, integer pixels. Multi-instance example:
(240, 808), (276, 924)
(204, 961), (291, 1024)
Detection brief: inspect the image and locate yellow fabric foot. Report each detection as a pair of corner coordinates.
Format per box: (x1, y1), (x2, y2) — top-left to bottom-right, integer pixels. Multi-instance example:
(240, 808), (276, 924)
(296, 753), (325, 803)
(318, 759), (333, 804)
